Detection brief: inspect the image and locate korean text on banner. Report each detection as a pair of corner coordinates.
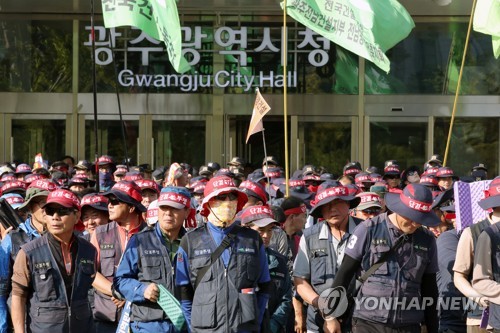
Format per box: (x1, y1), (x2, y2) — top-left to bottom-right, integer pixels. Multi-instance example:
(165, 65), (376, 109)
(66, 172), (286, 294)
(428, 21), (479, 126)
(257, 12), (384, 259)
(283, 0), (415, 73)
(473, 0), (500, 58)
(101, 0), (190, 73)
(246, 90), (272, 143)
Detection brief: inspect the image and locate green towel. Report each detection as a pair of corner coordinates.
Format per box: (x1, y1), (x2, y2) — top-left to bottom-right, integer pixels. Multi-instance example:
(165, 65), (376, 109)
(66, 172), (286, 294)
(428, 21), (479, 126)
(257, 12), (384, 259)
(157, 285), (186, 332)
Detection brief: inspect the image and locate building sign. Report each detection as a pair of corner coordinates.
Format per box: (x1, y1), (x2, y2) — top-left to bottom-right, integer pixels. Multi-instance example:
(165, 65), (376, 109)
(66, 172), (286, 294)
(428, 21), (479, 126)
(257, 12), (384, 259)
(84, 25), (331, 91)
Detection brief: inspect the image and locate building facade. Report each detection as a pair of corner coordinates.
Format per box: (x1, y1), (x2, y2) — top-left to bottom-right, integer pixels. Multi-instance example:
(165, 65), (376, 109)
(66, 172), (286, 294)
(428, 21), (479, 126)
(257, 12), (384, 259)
(0, 0), (499, 176)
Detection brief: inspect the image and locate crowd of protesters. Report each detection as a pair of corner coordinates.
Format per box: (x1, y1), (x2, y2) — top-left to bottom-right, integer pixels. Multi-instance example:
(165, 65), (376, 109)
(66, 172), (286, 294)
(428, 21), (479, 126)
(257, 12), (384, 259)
(0, 153), (498, 333)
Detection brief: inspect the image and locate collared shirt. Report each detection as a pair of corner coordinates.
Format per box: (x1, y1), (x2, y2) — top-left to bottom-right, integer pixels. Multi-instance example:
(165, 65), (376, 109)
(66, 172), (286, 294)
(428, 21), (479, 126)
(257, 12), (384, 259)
(293, 216), (357, 280)
(159, 227), (184, 263)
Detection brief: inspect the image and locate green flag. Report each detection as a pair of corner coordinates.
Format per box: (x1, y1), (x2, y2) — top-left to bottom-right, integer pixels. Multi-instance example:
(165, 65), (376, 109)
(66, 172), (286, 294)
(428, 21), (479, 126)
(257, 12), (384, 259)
(157, 285), (185, 331)
(101, 0), (191, 73)
(473, 0), (500, 58)
(283, 0), (415, 73)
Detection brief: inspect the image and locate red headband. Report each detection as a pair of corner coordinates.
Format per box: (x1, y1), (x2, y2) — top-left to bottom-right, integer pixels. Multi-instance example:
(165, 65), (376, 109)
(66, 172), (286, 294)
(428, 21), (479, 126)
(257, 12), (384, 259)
(284, 204), (307, 216)
(400, 192), (432, 212)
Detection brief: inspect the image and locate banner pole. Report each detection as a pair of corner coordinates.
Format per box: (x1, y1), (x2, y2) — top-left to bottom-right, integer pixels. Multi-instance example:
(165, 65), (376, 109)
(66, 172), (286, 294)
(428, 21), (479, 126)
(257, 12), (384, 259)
(283, 0), (289, 197)
(443, 0), (478, 166)
(262, 129), (272, 200)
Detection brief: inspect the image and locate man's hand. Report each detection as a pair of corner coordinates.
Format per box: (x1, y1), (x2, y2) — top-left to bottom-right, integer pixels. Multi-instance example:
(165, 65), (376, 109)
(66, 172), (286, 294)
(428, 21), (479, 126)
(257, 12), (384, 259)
(0, 225), (12, 240)
(111, 296), (125, 309)
(144, 283), (159, 303)
(323, 318), (342, 333)
(294, 312), (306, 333)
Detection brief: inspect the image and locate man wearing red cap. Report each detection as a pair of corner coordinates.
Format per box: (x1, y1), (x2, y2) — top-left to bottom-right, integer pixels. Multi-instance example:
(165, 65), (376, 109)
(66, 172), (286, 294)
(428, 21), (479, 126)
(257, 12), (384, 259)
(11, 189), (97, 333)
(325, 184), (440, 333)
(114, 186), (190, 332)
(90, 181), (147, 332)
(175, 176), (271, 332)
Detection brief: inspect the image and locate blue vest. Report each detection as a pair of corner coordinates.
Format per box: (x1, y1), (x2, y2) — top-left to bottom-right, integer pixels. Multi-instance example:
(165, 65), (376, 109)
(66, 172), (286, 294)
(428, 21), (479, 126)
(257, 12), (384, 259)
(483, 223), (500, 329)
(355, 215), (435, 327)
(184, 224), (262, 333)
(22, 234), (96, 333)
(130, 227), (176, 322)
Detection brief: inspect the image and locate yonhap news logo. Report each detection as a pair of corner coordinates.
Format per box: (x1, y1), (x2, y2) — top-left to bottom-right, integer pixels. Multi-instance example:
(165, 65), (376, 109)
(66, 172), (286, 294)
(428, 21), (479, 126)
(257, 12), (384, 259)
(318, 287), (486, 317)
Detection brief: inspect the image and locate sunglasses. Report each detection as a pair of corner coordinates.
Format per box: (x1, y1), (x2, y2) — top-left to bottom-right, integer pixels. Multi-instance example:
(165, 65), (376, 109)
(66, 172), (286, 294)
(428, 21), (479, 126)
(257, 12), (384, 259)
(362, 208), (382, 215)
(385, 175), (400, 180)
(45, 206), (75, 216)
(214, 192), (238, 201)
(108, 197), (123, 206)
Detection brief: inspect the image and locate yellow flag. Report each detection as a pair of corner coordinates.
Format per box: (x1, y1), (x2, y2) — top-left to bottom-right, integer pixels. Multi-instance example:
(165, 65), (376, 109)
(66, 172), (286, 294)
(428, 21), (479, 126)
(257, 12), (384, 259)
(246, 89), (271, 143)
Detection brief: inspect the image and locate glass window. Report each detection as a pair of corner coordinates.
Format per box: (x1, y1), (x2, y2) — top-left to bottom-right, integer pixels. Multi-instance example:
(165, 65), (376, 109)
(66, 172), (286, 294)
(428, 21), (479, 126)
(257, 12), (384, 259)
(85, 120), (139, 165)
(0, 20), (72, 92)
(434, 118), (498, 176)
(301, 121), (352, 175)
(365, 22), (500, 95)
(12, 119), (66, 164)
(370, 121), (427, 170)
(153, 120), (205, 168)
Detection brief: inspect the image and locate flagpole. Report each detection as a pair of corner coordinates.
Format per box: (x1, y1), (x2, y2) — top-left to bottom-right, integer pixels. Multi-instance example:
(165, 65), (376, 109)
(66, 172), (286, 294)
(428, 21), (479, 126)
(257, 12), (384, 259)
(90, 0), (100, 192)
(283, 0), (289, 197)
(443, 0), (478, 166)
(261, 129), (273, 200)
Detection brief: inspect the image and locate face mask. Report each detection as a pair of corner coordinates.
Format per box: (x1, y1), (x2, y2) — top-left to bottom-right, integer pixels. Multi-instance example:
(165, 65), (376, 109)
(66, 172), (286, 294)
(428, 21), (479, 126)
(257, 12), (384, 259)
(208, 200), (238, 228)
(99, 171), (113, 189)
(308, 185), (319, 193)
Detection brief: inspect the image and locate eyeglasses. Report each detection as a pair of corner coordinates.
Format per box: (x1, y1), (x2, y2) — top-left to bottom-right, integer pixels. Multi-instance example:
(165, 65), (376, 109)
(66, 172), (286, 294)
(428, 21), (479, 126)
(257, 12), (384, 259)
(362, 208), (382, 215)
(45, 206), (75, 216)
(385, 175), (400, 180)
(407, 171), (419, 176)
(214, 192), (238, 201)
(108, 197), (123, 206)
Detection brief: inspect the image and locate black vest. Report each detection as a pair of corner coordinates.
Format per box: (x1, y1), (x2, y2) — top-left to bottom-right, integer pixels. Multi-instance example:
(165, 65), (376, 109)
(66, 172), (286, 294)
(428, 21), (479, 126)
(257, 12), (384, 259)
(130, 227), (177, 322)
(483, 223), (500, 329)
(183, 224), (263, 333)
(22, 234), (96, 333)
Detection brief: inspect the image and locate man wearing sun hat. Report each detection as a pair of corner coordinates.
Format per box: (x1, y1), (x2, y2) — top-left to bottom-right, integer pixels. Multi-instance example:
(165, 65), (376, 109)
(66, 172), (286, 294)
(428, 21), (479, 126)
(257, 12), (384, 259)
(90, 180), (147, 332)
(326, 183), (440, 333)
(240, 205), (292, 333)
(11, 189), (97, 333)
(176, 176), (271, 332)
(114, 187), (190, 332)
(293, 180), (361, 332)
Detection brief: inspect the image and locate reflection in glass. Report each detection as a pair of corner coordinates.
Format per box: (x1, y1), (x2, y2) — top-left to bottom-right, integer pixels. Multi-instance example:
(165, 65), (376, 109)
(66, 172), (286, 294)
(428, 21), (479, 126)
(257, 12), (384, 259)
(153, 121), (205, 168)
(434, 118), (498, 176)
(301, 122), (351, 175)
(85, 120), (138, 165)
(365, 23), (500, 95)
(12, 119), (66, 164)
(370, 122), (427, 171)
(0, 20), (72, 92)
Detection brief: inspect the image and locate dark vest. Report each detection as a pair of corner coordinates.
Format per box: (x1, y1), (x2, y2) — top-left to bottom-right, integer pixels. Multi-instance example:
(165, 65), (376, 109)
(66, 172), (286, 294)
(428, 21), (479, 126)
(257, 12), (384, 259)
(130, 227), (176, 322)
(302, 219), (361, 331)
(263, 248), (290, 333)
(184, 224), (262, 333)
(22, 234), (96, 333)
(93, 221), (123, 322)
(355, 215), (435, 327)
(10, 229), (32, 262)
(468, 218), (491, 319)
(483, 223), (500, 329)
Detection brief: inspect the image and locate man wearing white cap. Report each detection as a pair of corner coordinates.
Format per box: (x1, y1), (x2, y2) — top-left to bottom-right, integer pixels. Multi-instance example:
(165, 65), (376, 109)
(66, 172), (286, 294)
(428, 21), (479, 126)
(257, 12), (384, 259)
(353, 192), (383, 221)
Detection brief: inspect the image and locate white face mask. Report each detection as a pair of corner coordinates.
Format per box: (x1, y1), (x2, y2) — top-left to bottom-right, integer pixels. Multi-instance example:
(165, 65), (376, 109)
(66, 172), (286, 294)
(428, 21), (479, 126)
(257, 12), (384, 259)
(208, 200), (238, 228)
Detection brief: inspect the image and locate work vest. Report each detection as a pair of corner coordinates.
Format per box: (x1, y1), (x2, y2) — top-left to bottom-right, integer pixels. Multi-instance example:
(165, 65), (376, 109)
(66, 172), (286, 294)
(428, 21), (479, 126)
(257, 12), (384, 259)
(263, 248), (289, 333)
(355, 215), (435, 327)
(22, 234), (96, 333)
(302, 219), (360, 331)
(468, 218), (491, 320)
(483, 223), (500, 329)
(130, 227), (176, 322)
(184, 224), (262, 333)
(93, 221), (123, 322)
